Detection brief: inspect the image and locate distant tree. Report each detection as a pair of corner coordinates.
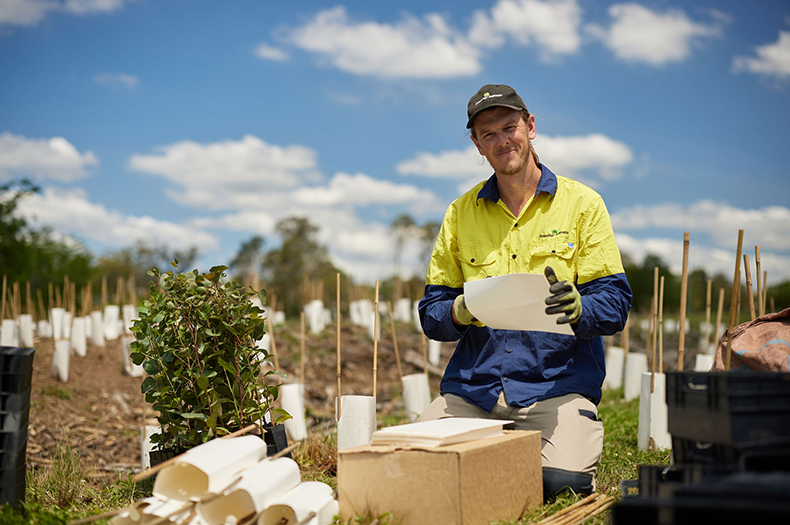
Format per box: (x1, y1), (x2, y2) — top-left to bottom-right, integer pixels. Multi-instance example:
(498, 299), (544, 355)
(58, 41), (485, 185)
(0, 179), (39, 280)
(229, 236), (264, 286)
(261, 217), (339, 316)
(391, 213), (417, 279)
(419, 221), (441, 270)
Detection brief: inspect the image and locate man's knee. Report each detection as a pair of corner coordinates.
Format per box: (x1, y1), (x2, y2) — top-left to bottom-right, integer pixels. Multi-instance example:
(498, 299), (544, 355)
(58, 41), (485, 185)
(542, 467), (594, 501)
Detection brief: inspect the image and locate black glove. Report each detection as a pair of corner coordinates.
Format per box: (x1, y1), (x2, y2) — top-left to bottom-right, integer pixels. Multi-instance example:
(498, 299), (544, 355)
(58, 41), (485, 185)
(544, 266), (582, 325)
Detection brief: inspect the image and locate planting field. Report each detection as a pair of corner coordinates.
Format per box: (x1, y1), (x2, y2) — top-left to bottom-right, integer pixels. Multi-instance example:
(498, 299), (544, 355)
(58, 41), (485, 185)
(9, 316), (673, 524)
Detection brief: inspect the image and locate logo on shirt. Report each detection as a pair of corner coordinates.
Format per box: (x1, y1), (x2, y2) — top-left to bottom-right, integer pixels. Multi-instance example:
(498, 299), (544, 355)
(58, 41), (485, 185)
(538, 229), (569, 239)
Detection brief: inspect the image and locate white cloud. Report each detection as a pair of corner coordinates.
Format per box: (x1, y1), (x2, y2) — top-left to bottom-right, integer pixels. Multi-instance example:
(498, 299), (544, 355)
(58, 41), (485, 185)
(732, 31), (790, 80)
(93, 72), (139, 90)
(536, 134), (633, 181)
(284, 6), (480, 79)
(0, 0), (57, 26)
(292, 172), (438, 208)
(16, 187), (217, 250)
(254, 43), (289, 62)
(397, 133), (633, 185)
(0, 132), (98, 181)
(0, 0), (131, 27)
(191, 211), (277, 237)
(469, 0), (583, 59)
(588, 3), (723, 66)
(397, 145), (490, 179)
(128, 135), (323, 209)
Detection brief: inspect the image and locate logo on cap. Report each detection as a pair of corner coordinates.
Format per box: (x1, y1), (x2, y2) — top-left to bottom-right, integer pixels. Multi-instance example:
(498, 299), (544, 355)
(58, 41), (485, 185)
(475, 92), (503, 106)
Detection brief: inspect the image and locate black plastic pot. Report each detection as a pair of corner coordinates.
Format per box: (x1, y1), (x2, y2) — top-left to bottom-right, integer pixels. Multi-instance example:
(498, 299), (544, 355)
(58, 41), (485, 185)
(263, 422), (290, 458)
(0, 346), (35, 509)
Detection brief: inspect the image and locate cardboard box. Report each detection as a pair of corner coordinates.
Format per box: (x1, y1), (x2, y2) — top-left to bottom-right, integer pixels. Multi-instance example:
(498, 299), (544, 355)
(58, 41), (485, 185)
(338, 430), (542, 525)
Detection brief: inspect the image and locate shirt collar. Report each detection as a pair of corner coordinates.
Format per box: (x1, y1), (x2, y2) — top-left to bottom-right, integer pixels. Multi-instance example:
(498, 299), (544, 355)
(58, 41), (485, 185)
(476, 163), (558, 204)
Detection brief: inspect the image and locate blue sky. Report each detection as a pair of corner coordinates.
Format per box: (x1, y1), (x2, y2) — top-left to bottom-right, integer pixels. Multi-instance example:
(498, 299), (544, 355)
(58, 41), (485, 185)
(1, 0), (789, 288)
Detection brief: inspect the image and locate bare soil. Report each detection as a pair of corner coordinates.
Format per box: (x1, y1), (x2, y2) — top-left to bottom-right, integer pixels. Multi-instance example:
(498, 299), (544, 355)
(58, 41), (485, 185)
(26, 320), (447, 476)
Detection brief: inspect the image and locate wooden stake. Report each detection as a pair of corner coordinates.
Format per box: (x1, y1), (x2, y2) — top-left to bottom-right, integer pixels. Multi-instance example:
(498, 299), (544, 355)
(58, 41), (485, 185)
(26, 281), (33, 320)
(336, 273), (342, 421)
(704, 280), (712, 354)
(658, 275), (665, 374)
(763, 271), (768, 315)
(101, 275), (108, 309)
(724, 230), (744, 371)
(373, 280), (380, 400)
(623, 315), (630, 358)
(422, 334), (428, 375)
(743, 253), (756, 321)
(713, 287), (724, 350)
(677, 232), (690, 371)
(268, 297), (280, 375)
(300, 311), (306, 385)
(36, 289), (45, 323)
(650, 267), (659, 391)
(0, 275), (6, 322)
(386, 301), (403, 380)
(755, 246), (763, 317)
(129, 274), (137, 306)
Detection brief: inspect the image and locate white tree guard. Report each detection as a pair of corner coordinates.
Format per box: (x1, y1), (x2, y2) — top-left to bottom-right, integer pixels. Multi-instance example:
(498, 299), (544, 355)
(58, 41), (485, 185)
(427, 338), (442, 366)
(91, 311), (105, 347)
(18, 314), (34, 348)
(623, 353), (648, 401)
(50, 308), (66, 340)
(394, 298), (412, 323)
(141, 424), (159, 470)
(103, 305), (121, 341)
(637, 372), (672, 451)
(694, 354), (715, 372)
(0, 319), (18, 347)
(37, 320), (52, 339)
(198, 457), (301, 525)
(121, 335), (143, 377)
(153, 436), (268, 501)
(603, 346), (625, 390)
(279, 383), (308, 441)
(257, 481), (338, 525)
(71, 317), (87, 357)
(336, 395), (376, 451)
(402, 373), (431, 422)
(51, 339), (70, 382)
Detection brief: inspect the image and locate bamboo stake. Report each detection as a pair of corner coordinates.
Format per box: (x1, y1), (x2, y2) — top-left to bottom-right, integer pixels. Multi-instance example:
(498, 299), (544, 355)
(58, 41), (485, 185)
(386, 301), (403, 380)
(647, 293), (655, 381)
(63, 275), (70, 311)
(26, 281), (33, 320)
(743, 254), (755, 321)
(755, 246), (763, 317)
(130, 274), (137, 306)
(1, 275), (6, 322)
(372, 280), (380, 400)
(300, 311), (306, 385)
(677, 232), (690, 371)
(713, 287), (725, 350)
(704, 280), (712, 354)
(659, 276), (665, 373)
(48, 282), (54, 313)
(54, 286), (62, 311)
(623, 315), (630, 358)
(724, 230), (744, 371)
(650, 266), (659, 392)
(770, 296), (775, 314)
(268, 296), (280, 375)
(336, 273), (342, 422)
(36, 289), (45, 323)
(101, 275), (108, 309)
(130, 424), (258, 483)
(12, 281), (21, 319)
(535, 493), (600, 524)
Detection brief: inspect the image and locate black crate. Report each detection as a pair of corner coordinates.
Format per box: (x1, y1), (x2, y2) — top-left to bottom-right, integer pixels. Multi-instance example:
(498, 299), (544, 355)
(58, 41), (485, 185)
(0, 431), (27, 452)
(0, 462), (26, 509)
(0, 409), (29, 433)
(0, 387), (31, 413)
(0, 367), (33, 393)
(0, 347), (35, 375)
(666, 371), (790, 446)
(672, 435), (790, 470)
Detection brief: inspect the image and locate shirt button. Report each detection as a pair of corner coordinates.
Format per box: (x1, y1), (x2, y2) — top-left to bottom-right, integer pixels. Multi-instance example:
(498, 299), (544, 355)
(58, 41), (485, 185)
(512, 254), (516, 259)
(514, 222), (518, 227)
(507, 349), (513, 353)
(551, 250), (556, 254)
(504, 377), (509, 382)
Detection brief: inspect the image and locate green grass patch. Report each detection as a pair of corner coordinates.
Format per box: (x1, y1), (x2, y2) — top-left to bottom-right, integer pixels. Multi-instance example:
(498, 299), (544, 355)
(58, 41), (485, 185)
(39, 386), (71, 400)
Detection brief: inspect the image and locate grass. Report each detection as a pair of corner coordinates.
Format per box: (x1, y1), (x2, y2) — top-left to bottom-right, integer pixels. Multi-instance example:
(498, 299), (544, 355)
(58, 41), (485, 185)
(1, 387), (668, 524)
(39, 386), (71, 400)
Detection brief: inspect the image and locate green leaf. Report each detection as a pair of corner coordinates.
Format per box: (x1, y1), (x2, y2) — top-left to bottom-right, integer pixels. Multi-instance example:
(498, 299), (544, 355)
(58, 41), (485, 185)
(143, 359), (159, 375)
(196, 376), (209, 390)
(152, 313), (165, 324)
(217, 358), (236, 375)
(180, 413), (208, 421)
(273, 408), (292, 424)
(257, 289), (267, 306)
(141, 376), (156, 393)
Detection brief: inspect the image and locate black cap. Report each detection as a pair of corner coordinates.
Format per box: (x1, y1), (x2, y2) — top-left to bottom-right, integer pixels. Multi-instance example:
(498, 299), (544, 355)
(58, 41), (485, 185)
(466, 84), (527, 129)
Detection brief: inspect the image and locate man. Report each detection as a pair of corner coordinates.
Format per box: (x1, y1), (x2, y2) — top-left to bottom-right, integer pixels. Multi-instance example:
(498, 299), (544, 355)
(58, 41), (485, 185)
(418, 84), (631, 499)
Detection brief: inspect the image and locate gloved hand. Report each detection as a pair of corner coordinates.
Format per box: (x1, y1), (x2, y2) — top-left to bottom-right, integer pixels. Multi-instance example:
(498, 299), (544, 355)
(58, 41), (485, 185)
(452, 294), (476, 326)
(544, 266), (582, 325)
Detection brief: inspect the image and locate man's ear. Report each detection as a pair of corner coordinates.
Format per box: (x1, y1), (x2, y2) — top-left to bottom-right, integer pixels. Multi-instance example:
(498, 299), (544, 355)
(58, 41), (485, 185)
(470, 135), (484, 156)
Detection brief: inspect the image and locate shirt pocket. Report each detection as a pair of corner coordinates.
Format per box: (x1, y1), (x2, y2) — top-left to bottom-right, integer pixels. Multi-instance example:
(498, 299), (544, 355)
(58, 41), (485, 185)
(529, 241), (577, 281)
(458, 246), (499, 282)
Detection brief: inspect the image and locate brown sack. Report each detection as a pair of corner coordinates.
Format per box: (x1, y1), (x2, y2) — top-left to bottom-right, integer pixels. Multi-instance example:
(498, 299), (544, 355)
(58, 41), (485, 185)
(713, 307), (790, 372)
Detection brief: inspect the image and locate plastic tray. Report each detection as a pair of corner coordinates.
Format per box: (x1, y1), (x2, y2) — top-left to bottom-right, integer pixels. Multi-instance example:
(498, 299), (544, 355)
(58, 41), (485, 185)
(0, 367), (33, 393)
(666, 371), (790, 446)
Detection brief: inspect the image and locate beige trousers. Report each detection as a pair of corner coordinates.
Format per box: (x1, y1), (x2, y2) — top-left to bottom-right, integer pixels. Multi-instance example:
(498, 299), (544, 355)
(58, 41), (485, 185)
(418, 391), (604, 493)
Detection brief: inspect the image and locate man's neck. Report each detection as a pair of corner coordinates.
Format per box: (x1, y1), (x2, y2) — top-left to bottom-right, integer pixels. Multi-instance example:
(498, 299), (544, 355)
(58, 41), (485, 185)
(495, 160), (542, 217)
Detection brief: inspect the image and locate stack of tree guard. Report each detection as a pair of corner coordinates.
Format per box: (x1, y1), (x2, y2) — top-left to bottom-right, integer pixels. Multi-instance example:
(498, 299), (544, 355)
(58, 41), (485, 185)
(612, 371), (790, 523)
(111, 436), (337, 525)
(0, 346), (34, 509)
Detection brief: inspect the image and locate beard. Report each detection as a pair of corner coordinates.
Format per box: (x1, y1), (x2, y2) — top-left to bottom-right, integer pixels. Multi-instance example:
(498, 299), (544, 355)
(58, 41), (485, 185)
(491, 142), (532, 177)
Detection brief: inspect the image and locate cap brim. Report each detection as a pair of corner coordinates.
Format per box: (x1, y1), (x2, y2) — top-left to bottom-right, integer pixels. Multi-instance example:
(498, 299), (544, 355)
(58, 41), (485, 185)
(467, 103), (525, 128)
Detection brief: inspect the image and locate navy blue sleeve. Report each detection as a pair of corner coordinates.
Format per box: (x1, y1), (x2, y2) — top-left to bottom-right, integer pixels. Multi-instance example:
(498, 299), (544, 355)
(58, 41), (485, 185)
(574, 272), (632, 339)
(418, 284), (468, 342)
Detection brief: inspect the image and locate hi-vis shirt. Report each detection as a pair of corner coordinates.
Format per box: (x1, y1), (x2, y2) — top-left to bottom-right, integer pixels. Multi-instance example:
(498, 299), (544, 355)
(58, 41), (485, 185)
(419, 164), (632, 411)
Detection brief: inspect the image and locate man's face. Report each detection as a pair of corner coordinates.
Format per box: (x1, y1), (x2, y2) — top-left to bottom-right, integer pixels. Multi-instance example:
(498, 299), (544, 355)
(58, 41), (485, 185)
(471, 106), (536, 177)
